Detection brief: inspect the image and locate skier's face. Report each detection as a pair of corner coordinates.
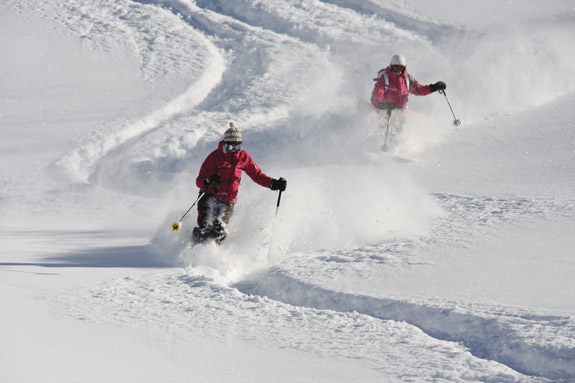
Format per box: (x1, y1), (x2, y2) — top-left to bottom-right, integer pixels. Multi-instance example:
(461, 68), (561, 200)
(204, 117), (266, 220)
(224, 142), (243, 153)
(391, 65), (405, 76)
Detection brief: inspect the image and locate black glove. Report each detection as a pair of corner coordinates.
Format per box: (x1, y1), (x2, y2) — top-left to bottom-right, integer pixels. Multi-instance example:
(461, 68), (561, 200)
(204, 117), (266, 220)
(271, 177), (287, 192)
(429, 81), (446, 93)
(377, 102), (396, 112)
(203, 173), (221, 189)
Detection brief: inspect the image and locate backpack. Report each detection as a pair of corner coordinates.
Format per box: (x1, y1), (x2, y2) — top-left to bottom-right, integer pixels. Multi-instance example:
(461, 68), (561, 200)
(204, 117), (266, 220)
(373, 68), (410, 91)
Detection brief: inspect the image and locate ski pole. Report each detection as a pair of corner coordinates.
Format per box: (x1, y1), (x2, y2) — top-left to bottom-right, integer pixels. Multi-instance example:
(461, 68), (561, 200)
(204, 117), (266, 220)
(382, 108), (392, 151)
(439, 89), (461, 126)
(268, 189), (284, 261)
(275, 189), (283, 217)
(171, 192), (205, 232)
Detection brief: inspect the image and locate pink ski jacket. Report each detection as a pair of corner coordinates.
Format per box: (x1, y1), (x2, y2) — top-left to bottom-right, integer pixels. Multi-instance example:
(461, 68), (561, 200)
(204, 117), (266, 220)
(371, 67), (431, 109)
(196, 141), (273, 203)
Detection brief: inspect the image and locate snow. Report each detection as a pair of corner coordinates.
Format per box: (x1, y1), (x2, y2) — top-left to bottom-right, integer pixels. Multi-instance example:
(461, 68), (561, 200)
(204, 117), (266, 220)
(1, 0), (575, 382)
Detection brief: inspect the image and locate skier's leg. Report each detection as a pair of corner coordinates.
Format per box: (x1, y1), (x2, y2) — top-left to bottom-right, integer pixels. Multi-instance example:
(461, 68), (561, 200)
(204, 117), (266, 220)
(379, 109), (393, 151)
(193, 194), (218, 243)
(193, 194), (236, 244)
(208, 201), (234, 244)
(392, 107), (407, 135)
(220, 203), (235, 225)
(383, 107), (407, 151)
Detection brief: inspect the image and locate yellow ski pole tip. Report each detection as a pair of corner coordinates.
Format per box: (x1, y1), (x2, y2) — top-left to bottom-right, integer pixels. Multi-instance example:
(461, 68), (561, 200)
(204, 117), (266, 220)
(171, 222), (181, 232)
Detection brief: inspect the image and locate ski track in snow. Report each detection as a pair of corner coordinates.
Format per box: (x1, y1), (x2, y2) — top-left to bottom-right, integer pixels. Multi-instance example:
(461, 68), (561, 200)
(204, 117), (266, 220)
(57, 271), (551, 383)
(236, 270), (575, 382)
(10, 0), (575, 381)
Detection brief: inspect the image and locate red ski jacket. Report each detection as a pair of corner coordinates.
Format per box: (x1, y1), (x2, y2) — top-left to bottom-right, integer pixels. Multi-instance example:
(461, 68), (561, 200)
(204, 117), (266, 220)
(196, 141), (273, 203)
(371, 67), (431, 109)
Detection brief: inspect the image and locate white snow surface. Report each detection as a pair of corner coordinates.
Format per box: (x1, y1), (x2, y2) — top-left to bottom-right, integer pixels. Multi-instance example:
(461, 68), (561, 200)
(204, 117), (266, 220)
(2, 1), (575, 382)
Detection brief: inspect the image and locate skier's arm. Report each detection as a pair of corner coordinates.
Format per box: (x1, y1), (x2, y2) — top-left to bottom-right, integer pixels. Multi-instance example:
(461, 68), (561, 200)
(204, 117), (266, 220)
(407, 74), (432, 96)
(243, 154), (273, 188)
(371, 78), (386, 108)
(196, 153), (217, 191)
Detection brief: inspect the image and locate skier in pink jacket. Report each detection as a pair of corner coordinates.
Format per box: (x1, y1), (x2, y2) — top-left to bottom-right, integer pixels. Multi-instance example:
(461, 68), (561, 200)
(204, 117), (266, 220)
(193, 123), (286, 244)
(371, 54), (446, 150)
(371, 54), (446, 112)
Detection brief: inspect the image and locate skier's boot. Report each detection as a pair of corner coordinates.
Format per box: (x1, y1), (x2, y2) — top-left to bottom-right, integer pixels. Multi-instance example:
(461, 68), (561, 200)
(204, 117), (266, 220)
(192, 226), (209, 244)
(210, 220), (228, 245)
(192, 220), (227, 245)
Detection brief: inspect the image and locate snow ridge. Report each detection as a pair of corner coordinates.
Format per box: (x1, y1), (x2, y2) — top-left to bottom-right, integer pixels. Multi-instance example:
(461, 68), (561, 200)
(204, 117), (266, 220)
(235, 267), (575, 381)
(57, 270), (548, 383)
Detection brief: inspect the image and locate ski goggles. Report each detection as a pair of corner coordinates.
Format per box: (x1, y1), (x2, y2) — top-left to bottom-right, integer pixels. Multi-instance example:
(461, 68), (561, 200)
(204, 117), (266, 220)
(224, 142), (242, 152)
(390, 65), (406, 73)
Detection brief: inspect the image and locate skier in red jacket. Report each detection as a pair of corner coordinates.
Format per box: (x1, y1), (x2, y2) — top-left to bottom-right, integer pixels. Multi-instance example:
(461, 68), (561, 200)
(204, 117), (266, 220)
(193, 123), (287, 244)
(371, 54), (446, 150)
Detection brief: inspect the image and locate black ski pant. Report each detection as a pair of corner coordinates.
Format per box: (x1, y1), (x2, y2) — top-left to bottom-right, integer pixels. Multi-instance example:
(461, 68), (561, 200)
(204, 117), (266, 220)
(196, 193), (234, 227)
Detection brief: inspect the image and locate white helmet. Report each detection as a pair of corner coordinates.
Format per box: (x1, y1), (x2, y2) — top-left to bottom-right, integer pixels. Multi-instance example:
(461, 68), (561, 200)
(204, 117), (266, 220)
(390, 54), (406, 67)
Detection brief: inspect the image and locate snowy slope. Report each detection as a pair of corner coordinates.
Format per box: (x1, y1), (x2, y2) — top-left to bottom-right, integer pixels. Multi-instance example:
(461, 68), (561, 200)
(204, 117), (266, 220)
(2, 0), (575, 382)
